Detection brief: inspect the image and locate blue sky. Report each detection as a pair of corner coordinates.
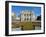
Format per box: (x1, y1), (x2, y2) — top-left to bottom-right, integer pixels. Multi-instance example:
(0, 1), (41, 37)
(12, 6), (41, 17)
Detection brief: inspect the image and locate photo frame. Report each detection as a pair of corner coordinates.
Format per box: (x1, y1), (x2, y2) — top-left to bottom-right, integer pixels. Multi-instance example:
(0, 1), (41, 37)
(5, 1), (45, 36)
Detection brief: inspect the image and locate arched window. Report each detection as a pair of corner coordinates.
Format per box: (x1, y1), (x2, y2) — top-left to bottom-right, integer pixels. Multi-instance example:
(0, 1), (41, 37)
(24, 17), (26, 21)
(27, 18), (29, 21)
(24, 14), (26, 16)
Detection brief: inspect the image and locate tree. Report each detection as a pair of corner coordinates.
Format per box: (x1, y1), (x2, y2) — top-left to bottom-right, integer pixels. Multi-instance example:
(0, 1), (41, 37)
(37, 15), (41, 20)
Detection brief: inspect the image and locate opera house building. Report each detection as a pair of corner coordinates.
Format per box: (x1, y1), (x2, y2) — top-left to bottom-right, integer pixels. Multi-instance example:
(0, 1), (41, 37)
(12, 10), (41, 31)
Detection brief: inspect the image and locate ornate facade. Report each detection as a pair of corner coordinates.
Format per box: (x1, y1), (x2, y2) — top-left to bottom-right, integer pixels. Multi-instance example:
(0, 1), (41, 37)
(20, 10), (37, 22)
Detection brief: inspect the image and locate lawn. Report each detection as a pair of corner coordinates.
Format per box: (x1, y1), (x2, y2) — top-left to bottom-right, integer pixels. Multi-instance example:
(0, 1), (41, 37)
(12, 22), (34, 30)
